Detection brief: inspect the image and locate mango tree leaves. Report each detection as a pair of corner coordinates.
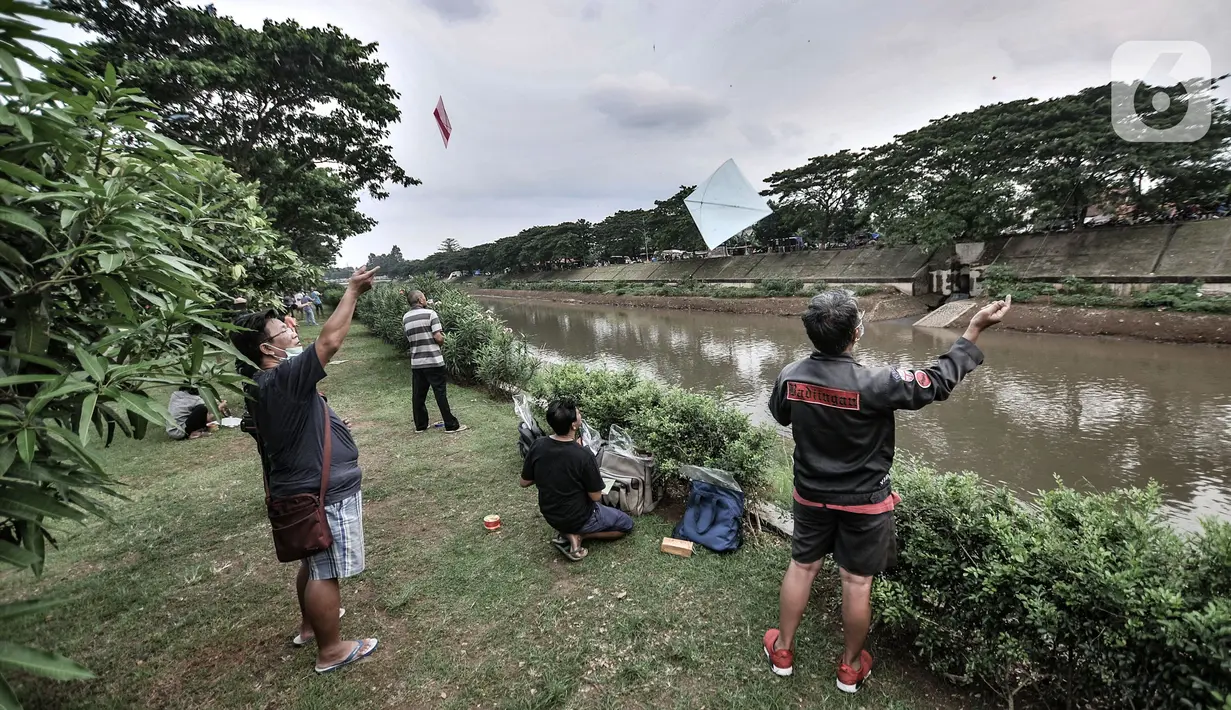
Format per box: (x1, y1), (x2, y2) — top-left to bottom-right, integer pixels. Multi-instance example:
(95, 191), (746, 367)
(96, 252), (123, 272)
(0, 641), (94, 681)
(0, 3), (325, 701)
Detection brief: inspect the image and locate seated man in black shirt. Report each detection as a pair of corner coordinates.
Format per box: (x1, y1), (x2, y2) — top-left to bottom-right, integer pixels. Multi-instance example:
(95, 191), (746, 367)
(519, 399), (633, 561)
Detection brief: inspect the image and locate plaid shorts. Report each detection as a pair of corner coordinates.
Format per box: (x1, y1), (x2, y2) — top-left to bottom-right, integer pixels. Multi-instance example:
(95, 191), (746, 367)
(305, 492), (366, 580)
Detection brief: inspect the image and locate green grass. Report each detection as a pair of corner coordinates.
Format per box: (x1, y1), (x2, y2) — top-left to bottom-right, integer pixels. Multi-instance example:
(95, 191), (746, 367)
(1, 326), (979, 710)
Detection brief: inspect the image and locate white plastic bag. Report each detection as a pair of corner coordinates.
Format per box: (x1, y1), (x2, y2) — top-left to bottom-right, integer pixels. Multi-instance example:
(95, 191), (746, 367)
(513, 392), (536, 429)
(680, 464), (743, 492)
(579, 419), (603, 457)
(607, 424), (636, 455)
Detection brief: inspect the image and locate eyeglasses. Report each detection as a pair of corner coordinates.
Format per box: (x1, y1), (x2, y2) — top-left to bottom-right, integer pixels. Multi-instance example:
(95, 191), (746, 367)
(261, 326), (291, 343)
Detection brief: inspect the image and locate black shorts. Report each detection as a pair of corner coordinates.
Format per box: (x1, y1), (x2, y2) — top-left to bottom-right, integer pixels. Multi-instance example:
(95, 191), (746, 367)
(791, 500), (897, 576)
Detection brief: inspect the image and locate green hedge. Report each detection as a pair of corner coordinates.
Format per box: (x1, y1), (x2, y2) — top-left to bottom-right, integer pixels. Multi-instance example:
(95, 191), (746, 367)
(983, 270), (1231, 314)
(529, 363), (781, 490)
(356, 278), (538, 393)
(883, 461), (1231, 709)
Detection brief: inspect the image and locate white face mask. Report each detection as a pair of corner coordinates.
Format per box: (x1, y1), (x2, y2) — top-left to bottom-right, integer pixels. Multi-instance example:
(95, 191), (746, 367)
(266, 344), (304, 362)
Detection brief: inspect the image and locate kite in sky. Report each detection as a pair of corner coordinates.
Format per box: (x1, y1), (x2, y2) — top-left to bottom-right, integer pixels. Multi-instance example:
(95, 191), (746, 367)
(684, 159), (774, 250)
(434, 96), (452, 148)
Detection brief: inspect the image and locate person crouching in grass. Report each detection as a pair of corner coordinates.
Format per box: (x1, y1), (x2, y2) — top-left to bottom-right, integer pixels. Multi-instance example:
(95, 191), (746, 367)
(519, 399), (633, 561)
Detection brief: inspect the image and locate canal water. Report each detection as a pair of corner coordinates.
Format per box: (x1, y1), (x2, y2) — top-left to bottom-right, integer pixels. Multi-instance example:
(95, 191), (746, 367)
(481, 297), (1231, 527)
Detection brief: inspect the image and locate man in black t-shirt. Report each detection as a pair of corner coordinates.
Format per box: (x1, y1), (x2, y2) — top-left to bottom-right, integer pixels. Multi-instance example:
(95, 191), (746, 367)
(520, 399), (633, 561)
(231, 266), (381, 674)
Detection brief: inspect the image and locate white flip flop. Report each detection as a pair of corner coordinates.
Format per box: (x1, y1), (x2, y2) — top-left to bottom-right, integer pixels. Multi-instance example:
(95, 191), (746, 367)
(314, 638), (378, 674)
(292, 607), (345, 646)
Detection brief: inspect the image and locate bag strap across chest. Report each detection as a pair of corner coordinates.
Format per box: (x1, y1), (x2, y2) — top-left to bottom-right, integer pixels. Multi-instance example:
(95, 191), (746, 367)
(260, 398), (332, 502)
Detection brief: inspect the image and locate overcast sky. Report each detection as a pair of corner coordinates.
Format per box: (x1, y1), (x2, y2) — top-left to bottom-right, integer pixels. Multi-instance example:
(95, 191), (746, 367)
(171, 1), (1231, 264)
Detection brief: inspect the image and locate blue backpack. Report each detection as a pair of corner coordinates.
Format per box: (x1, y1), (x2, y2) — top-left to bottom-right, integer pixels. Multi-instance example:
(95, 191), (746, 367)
(673, 466), (745, 553)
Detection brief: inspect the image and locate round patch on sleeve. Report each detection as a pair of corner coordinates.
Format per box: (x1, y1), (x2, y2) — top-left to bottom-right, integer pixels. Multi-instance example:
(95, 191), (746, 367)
(897, 368), (915, 383)
(915, 371), (932, 388)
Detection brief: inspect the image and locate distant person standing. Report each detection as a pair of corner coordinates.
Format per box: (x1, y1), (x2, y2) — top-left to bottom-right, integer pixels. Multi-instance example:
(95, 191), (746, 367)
(301, 294), (318, 326)
(311, 289), (324, 316)
(402, 291), (467, 433)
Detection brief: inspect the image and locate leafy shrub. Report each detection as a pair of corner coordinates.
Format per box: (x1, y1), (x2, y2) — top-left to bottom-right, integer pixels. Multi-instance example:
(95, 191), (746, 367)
(1060, 275), (1099, 295)
(710, 286), (753, 298)
(320, 285), (345, 308)
(1133, 282), (1200, 308)
(980, 266), (1060, 303)
(879, 461), (1231, 709)
(527, 363), (776, 490)
(475, 330), (540, 395)
(1052, 294), (1126, 308)
(1176, 297), (1231, 314)
(1130, 282), (1230, 312)
(758, 278), (804, 297)
(980, 264), (1019, 297)
(356, 280), (538, 393)
(853, 285), (881, 297)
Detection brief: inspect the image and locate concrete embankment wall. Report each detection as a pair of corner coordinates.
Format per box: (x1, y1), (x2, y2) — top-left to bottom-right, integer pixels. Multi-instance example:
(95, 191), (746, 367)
(962, 222), (1231, 295)
(512, 245), (939, 296)
(496, 222), (1231, 297)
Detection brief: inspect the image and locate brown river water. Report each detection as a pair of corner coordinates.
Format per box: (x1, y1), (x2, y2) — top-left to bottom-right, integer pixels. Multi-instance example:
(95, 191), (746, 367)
(480, 297), (1231, 527)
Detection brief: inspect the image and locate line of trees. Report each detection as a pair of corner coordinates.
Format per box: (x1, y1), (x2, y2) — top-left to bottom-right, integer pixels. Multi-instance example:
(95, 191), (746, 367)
(351, 80), (1230, 279)
(330, 185), (710, 281)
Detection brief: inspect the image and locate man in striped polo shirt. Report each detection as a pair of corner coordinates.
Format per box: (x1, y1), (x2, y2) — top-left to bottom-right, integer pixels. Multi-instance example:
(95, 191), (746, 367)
(403, 291), (467, 433)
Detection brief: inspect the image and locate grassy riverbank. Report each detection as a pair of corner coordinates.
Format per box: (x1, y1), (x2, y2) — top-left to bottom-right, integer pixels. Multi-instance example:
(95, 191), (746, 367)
(474, 277), (845, 299)
(471, 287), (929, 322)
(1, 325), (975, 710)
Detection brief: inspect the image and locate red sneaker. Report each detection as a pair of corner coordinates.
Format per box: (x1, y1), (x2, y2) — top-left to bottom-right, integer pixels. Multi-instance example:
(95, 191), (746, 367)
(762, 629), (793, 677)
(836, 649), (874, 693)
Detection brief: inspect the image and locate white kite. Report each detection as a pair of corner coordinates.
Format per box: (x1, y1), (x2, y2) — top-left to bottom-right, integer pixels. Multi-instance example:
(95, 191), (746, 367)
(684, 159), (773, 250)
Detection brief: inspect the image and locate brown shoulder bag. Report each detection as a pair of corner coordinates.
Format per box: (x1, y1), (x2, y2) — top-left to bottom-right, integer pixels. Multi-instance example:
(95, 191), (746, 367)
(262, 399), (333, 562)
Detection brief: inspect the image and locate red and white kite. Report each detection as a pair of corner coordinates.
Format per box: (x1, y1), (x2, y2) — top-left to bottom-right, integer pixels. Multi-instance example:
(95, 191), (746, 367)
(433, 96), (452, 148)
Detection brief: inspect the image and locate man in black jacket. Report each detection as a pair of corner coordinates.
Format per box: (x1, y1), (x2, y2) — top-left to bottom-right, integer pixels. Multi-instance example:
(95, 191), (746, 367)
(762, 290), (1009, 692)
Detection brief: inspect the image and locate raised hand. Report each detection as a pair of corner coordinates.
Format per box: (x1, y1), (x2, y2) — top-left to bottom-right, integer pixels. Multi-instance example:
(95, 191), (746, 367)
(970, 299), (1011, 331)
(348, 265), (380, 294)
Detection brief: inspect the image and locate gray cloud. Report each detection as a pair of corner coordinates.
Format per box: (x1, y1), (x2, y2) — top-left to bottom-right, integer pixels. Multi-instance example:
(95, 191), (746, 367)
(209, 0), (1229, 264)
(587, 72), (729, 131)
(418, 0), (493, 22)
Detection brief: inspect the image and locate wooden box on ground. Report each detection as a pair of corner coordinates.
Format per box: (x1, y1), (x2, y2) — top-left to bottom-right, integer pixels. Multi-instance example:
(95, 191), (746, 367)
(660, 537), (694, 558)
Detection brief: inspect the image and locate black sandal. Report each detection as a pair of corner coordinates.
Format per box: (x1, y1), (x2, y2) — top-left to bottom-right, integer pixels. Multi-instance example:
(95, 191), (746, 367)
(551, 536), (587, 561)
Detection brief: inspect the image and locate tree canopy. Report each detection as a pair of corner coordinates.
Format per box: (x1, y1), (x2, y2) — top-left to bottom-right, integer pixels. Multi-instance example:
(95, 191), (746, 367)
(53, 0), (418, 266)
